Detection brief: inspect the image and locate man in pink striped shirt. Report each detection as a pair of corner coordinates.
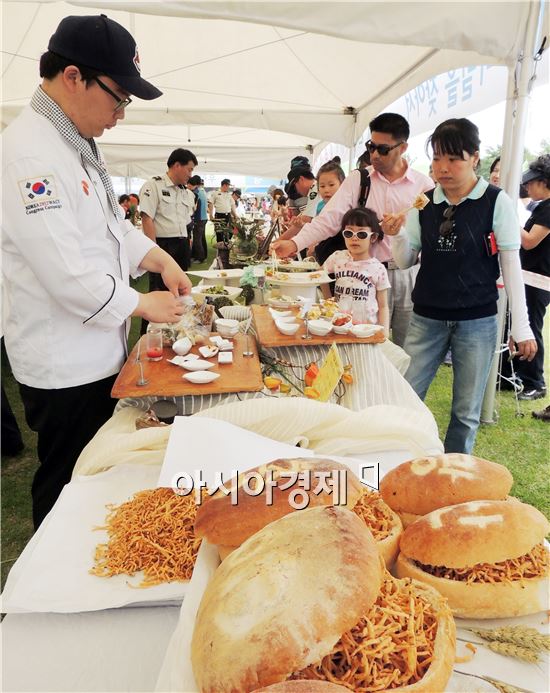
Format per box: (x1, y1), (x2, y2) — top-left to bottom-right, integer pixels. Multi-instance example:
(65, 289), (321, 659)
(272, 113), (433, 347)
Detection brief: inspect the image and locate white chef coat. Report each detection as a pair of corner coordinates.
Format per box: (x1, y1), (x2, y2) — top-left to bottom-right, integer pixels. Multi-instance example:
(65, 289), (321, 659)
(139, 175), (194, 238)
(1, 104), (155, 389)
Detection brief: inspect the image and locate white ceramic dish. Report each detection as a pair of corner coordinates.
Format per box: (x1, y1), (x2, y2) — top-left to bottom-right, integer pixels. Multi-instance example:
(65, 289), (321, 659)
(332, 321), (352, 334)
(275, 320), (300, 335)
(274, 315), (297, 324)
(168, 355), (199, 368)
(198, 345), (219, 359)
(181, 359), (215, 372)
(350, 323), (384, 338)
(182, 371), (220, 384)
(267, 297), (301, 309)
(217, 352), (233, 364)
(215, 318), (240, 338)
(172, 337), (192, 356)
(193, 283), (242, 300)
(268, 309), (293, 318)
(307, 319), (332, 337)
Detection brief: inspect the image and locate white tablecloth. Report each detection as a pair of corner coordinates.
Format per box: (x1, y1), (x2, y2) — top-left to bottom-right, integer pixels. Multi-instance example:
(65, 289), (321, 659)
(1, 606), (180, 692)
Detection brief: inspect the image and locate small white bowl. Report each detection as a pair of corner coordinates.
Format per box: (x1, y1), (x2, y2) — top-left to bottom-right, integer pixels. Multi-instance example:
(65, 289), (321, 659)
(275, 320), (300, 335)
(198, 345), (219, 359)
(307, 319), (332, 337)
(332, 321), (352, 334)
(269, 309), (293, 319)
(181, 359), (215, 371)
(350, 323), (383, 338)
(172, 337), (192, 356)
(215, 318), (240, 338)
(183, 371), (220, 384)
(275, 316), (297, 324)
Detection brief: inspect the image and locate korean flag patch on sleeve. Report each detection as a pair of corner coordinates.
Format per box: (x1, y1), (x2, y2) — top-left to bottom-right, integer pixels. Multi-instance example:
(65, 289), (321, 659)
(18, 176), (62, 214)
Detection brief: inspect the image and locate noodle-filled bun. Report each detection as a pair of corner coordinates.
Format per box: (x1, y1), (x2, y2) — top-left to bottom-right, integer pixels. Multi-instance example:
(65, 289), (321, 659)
(256, 682), (348, 692)
(195, 458), (363, 548)
(396, 499), (550, 618)
(191, 506), (382, 693)
(195, 458), (401, 568)
(290, 576), (454, 692)
(383, 581), (455, 693)
(350, 490), (402, 572)
(380, 453), (513, 526)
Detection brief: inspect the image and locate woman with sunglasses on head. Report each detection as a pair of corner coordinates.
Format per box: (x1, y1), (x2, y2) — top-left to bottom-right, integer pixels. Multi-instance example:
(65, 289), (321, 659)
(382, 118), (536, 454)
(323, 208), (390, 335)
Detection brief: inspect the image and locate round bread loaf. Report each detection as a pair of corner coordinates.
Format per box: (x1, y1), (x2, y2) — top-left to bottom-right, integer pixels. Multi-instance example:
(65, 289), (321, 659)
(380, 453), (513, 518)
(194, 457), (364, 546)
(399, 499), (549, 568)
(257, 682), (348, 692)
(191, 506), (382, 693)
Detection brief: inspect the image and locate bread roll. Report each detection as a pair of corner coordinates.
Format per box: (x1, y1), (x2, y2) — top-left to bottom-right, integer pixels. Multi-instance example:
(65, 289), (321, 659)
(396, 499), (549, 618)
(399, 499), (548, 568)
(191, 506), (382, 693)
(380, 453), (513, 519)
(195, 457), (364, 547)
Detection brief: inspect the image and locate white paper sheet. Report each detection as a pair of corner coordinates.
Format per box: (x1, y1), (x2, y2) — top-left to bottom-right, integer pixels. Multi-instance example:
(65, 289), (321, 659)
(156, 416), (313, 490)
(1, 465), (190, 613)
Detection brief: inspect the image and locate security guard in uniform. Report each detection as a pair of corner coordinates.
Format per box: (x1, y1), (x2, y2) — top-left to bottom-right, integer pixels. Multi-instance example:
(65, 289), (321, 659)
(208, 178), (238, 242)
(140, 148), (198, 289)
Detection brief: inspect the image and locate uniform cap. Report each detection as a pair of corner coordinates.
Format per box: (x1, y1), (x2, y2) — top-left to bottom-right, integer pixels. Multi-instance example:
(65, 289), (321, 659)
(48, 14), (162, 100)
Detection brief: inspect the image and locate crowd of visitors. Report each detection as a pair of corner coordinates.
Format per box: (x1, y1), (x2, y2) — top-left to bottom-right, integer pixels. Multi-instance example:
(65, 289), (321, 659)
(1, 12), (548, 527)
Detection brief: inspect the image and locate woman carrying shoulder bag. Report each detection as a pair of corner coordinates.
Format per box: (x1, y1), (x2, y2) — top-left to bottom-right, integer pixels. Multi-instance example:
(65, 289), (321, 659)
(382, 118), (536, 454)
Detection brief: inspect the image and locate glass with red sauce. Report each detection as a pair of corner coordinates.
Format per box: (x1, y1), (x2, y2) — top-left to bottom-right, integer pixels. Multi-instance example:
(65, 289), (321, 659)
(146, 327), (163, 361)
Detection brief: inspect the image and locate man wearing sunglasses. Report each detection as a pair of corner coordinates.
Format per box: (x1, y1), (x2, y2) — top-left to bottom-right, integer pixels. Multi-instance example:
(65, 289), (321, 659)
(2, 14), (192, 528)
(273, 113), (433, 347)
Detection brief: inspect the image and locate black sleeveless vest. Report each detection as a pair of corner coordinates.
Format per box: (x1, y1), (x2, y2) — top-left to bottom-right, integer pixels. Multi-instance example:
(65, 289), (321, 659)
(412, 184), (501, 321)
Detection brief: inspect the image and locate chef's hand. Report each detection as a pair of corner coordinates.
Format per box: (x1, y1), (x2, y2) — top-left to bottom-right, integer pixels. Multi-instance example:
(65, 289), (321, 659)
(133, 292), (186, 323)
(508, 336), (538, 362)
(380, 212), (407, 236)
(270, 239), (298, 258)
(160, 259), (193, 296)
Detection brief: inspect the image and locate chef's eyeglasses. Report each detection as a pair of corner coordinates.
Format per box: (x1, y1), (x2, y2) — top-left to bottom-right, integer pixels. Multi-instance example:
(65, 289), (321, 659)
(343, 228), (373, 240)
(439, 205), (457, 237)
(94, 77), (132, 112)
(365, 140), (403, 156)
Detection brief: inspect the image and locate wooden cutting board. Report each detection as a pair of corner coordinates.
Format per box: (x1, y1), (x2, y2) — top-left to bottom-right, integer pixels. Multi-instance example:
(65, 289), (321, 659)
(251, 305), (385, 348)
(111, 333), (263, 398)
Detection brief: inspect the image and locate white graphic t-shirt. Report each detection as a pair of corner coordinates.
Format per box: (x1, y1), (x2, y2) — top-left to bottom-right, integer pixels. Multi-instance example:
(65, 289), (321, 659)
(323, 250), (391, 324)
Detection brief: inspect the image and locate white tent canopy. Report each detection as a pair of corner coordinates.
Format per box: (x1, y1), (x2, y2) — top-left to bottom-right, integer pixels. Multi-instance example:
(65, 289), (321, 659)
(2, 1), (548, 177)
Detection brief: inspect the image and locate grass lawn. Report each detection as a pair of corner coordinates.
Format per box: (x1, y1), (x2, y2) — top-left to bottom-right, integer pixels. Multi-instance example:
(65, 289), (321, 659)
(2, 247), (549, 588)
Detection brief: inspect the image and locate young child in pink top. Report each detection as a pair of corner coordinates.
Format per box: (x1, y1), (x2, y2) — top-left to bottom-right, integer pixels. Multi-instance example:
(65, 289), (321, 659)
(323, 207), (390, 335)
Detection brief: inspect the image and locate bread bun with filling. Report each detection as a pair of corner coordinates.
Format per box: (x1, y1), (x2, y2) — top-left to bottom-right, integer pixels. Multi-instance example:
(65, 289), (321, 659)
(396, 499), (549, 618)
(191, 506), (455, 693)
(195, 457), (401, 569)
(380, 453), (513, 526)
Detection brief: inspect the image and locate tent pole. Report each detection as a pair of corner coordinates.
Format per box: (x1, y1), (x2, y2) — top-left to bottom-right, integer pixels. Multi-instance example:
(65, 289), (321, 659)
(480, 0), (545, 424)
(348, 111), (357, 173)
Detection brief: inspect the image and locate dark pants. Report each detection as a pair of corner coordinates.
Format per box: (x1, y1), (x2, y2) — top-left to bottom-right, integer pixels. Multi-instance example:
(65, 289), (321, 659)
(149, 236), (191, 291)
(214, 212), (231, 243)
(1, 384), (24, 456)
(515, 283), (550, 390)
(191, 219), (208, 262)
(19, 374), (117, 528)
